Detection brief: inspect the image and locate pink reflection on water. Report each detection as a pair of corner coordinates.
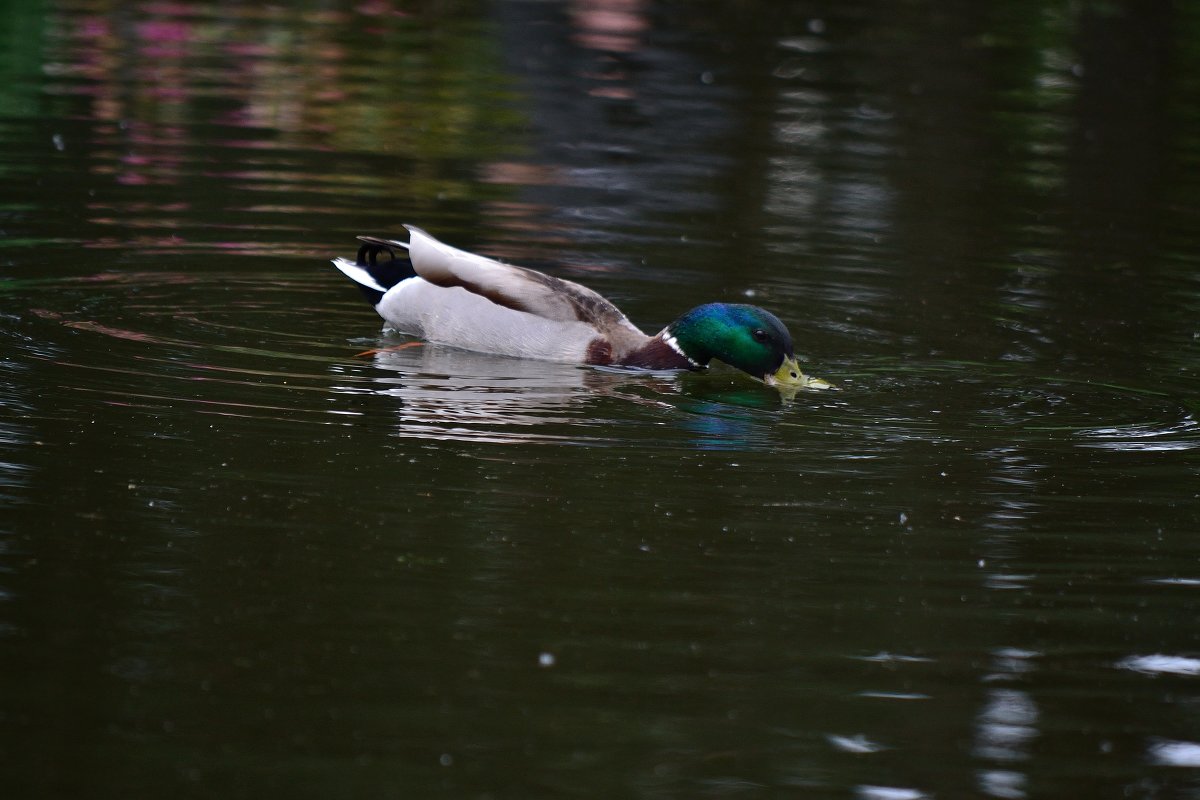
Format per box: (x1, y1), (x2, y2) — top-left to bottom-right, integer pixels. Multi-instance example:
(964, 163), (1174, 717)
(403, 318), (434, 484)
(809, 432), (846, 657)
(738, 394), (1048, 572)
(78, 236), (331, 258)
(566, 0), (649, 104)
(38, 1), (578, 254)
(31, 309), (169, 344)
(354, 0), (410, 18)
(140, 2), (207, 16)
(569, 0), (648, 54)
(77, 17), (110, 40)
(87, 201), (192, 213)
(480, 162), (571, 188)
(135, 19), (192, 41)
(52, 2), (352, 143)
(135, 19), (192, 58)
(223, 42), (277, 58)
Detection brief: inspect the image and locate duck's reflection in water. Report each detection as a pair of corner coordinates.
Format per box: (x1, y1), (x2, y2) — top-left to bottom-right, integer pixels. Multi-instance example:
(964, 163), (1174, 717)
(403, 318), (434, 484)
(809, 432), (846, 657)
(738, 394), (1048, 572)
(349, 337), (814, 448)
(360, 339), (675, 444)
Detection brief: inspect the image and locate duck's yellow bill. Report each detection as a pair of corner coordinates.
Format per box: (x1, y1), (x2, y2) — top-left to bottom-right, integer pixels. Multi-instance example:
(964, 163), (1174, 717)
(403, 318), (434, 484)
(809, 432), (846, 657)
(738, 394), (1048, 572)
(765, 357), (836, 391)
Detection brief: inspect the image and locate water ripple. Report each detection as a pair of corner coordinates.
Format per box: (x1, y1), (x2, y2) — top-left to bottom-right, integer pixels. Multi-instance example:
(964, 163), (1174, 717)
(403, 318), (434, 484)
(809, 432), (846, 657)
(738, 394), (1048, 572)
(1075, 419), (1200, 452)
(7, 269), (1199, 462)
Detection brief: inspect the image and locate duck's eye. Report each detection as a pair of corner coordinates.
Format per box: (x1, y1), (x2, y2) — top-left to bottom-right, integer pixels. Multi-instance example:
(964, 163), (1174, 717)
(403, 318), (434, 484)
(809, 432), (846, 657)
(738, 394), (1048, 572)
(752, 328), (769, 343)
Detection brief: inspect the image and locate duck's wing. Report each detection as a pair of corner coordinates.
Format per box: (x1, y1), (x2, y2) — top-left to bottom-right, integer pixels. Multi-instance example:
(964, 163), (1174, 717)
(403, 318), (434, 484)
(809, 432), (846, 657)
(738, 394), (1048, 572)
(404, 226), (648, 352)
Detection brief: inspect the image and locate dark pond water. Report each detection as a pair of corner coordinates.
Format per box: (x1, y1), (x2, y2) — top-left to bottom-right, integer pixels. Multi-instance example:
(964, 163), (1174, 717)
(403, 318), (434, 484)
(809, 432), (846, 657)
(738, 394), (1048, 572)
(2, 1), (1200, 797)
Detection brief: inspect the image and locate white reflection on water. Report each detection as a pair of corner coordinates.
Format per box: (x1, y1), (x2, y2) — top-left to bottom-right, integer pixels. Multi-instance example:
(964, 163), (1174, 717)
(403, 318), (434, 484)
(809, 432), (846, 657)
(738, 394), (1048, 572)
(368, 343), (591, 442)
(856, 786), (929, 800)
(982, 572), (1036, 591)
(1116, 654), (1200, 676)
(856, 692), (931, 701)
(851, 652), (935, 664)
(1075, 419), (1200, 452)
(1082, 440), (1199, 452)
(1148, 739), (1200, 767)
(973, 648), (1040, 798)
(978, 769), (1026, 799)
(828, 733), (887, 754)
(0, 362), (35, 506)
(358, 339), (667, 444)
(974, 689), (1038, 762)
(984, 648), (1040, 682)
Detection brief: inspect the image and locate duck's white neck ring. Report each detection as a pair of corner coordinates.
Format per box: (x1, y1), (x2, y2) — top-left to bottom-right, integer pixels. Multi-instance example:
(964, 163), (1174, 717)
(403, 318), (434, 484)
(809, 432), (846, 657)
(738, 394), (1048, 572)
(662, 330), (702, 368)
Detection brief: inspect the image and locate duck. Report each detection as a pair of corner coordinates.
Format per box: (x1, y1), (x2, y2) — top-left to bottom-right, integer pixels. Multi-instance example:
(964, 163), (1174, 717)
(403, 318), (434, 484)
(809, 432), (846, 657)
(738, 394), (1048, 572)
(332, 225), (828, 389)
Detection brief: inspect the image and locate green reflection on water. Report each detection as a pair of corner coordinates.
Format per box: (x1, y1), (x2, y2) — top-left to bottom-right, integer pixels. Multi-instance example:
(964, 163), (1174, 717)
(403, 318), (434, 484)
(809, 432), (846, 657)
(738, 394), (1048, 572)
(0, 0), (47, 118)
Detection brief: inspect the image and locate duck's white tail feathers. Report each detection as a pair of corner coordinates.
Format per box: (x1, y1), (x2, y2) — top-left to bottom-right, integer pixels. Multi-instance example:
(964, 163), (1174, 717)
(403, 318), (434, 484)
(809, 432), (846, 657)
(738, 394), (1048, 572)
(332, 258), (389, 294)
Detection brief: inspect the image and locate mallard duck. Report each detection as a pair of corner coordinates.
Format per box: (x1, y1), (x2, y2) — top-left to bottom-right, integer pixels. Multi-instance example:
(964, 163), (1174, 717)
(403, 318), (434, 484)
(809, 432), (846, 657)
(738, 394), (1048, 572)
(333, 226), (826, 389)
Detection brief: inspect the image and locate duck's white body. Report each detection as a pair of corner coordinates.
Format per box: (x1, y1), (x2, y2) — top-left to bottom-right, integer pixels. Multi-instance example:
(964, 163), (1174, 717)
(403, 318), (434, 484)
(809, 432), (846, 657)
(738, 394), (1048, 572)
(332, 225), (658, 365)
(374, 277), (602, 362)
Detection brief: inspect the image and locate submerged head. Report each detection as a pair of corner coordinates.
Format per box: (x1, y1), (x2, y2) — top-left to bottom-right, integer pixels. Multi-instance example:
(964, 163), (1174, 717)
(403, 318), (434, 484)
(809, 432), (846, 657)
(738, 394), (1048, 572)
(667, 303), (807, 388)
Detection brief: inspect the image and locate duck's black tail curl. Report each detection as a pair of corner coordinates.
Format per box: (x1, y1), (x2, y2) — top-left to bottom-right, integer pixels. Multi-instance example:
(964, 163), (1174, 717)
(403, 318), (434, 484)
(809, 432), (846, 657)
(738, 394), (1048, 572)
(332, 236), (418, 306)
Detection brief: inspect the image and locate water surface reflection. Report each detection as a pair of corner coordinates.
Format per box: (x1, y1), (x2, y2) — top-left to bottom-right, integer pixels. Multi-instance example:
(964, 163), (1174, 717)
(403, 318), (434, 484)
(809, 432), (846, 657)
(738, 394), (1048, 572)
(2, 1), (1200, 798)
(358, 341), (637, 444)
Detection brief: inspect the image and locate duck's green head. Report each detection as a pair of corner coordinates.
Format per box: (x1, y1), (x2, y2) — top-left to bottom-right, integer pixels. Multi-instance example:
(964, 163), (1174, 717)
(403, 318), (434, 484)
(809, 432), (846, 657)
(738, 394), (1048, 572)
(667, 303), (807, 388)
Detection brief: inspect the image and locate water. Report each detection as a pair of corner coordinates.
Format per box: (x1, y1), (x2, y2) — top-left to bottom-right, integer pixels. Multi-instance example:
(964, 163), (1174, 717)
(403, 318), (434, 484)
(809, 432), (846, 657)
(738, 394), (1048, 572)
(2, 1), (1199, 798)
